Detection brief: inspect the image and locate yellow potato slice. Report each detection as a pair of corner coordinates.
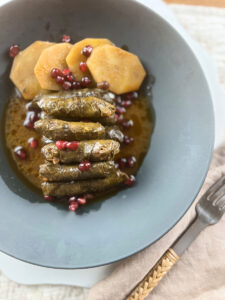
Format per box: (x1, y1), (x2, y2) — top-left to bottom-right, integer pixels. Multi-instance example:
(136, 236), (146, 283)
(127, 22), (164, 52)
(87, 45), (146, 94)
(10, 41), (54, 99)
(34, 43), (72, 91)
(66, 38), (113, 80)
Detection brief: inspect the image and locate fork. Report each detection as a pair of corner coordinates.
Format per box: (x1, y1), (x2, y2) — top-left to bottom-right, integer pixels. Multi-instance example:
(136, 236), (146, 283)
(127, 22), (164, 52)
(127, 175), (225, 300)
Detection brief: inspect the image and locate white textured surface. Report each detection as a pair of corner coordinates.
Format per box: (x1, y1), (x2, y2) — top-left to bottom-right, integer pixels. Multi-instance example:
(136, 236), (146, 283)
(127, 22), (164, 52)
(0, 3), (225, 300)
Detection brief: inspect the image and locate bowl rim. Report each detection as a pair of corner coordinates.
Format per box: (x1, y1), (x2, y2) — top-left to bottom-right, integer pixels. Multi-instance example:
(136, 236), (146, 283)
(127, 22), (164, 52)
(0, 0), (215, 269)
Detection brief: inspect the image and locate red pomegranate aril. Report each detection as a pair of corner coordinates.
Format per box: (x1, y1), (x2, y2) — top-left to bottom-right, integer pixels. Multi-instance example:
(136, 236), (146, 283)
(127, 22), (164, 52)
(29, 111), (39, 122)
(69, 202), (79, 212)
(62, 68), (71, 76)
(115, 113), (123, 123)
(122, 119), (133, 129)
(51, 68), (62, 78)
(9, 44), (20, 57)
(56, 75), (65, 85)
(78, 161), (92, 171)
(124, 91), (138, 101)
(77, 197), (86, 205)
(28, 137), (38, 149)
(123, 135), (134, 145)
(118, 158), (127, 169)
(72, 81), (81, 89)
(97, 81), (109, 90)
(66, 141), (80, 151)
(63, 81), (72, 90)
(68, 196), (77, 203)
(44, 195), (55, 201)
(115, 96), (122, 105)
(56, 140), (68, 150)
(14, 146), (27, 160)
(127, 156), (136, 168)
(81, 76), (92, 87)
(79, 61), (88, 72)
(23, 118), (34, 129)
(66, 74), (75, 83)
(116, 106), (126, 115)
(124, 175), (136, 187)
(81, 45), (93, 57)
(62, 34), (71, 43)
(122, 100), (132, 108)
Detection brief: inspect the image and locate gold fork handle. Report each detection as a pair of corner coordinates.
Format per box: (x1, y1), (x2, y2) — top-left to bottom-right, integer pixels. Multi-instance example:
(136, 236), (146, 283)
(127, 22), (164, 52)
(126, 248), (179, 300)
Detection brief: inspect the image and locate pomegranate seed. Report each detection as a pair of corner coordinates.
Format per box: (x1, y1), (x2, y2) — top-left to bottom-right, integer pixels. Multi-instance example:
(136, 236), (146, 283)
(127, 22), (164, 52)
(78, 161), (92, 171)
(118, 158), (127, 169)
(116, 106), (126, 115)
(66, 74), (75, 83)
(97, 81), (110, 90)
(44, 195), (55, 201)
(23, 118), (34, 129)
(81, 76), (92, 87)
(29, 111), (39, 122)
(115, 113), (123, 123)
(14, 146), (27, 160)
(23, 111), (38, 129)
(62, 68), (71, 76)
(127, 156), (136, 168)
(115, 96), (122, 105)
(9, 44), (20, 57)
(28, 137), (38, 149)
(69, 202), (79, 212)
(79, 61), (88, 72)
(123, 136), (134, 145)
(62, 34), (71, 43)
(81, 45), (93, 57)
(56, 140), (68, 150)
(124, 175), (136, 187)
(124, 91), (138, 101)
(121, 100), (132, 108)
(115, 162), (119, 169)
(56, 75), (65, 85)
(72, 81), (81, 89)
(83, 193), (94, 200)
(122, 119), (133, 129)
(63, 81), (72, 90)
(77, 197), (86, 205)
(51, 68), (62, 78)
(68, 196), (77, 203)
(66, 141), (79, 151)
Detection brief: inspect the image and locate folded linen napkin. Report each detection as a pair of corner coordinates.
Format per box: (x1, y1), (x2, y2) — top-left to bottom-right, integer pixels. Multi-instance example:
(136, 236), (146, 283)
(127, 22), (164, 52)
(88, 144), (225, 299)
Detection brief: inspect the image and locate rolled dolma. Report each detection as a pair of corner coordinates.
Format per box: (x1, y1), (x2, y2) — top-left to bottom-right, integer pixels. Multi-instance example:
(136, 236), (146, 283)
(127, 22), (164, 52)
(35, 119), (105, 141)
(42, 140), (120, 164)
(32, 89), (115, 107)
(41, 170), (129, 197)
(36, 120), (123, 142)
(34, 94), (115, 119)
(40, 161), (117, 182)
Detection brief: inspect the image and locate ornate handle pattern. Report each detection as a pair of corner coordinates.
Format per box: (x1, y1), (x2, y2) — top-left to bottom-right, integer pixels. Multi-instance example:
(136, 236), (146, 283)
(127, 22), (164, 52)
(126, 248), (179, 300)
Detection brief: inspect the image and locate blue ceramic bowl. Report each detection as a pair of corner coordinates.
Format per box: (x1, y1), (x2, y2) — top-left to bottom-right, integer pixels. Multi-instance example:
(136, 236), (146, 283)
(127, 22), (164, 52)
(0, 0), (214, 268)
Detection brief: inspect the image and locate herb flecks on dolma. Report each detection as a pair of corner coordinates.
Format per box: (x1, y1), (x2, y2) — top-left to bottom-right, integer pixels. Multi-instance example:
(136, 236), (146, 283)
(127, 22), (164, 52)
(42, 140), (120, 164)
(40, 161), (117, 182)
(41, 170), (129, 197)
